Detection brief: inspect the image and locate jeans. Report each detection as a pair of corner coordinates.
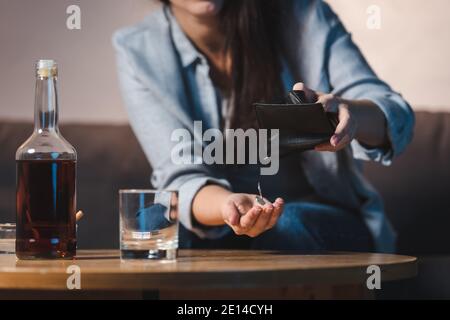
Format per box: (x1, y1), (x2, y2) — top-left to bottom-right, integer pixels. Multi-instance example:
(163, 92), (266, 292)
(179, 201), (374, 252)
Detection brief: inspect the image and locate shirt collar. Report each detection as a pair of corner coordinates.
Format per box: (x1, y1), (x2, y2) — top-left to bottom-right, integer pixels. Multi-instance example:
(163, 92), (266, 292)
(164, 5), (202, 68)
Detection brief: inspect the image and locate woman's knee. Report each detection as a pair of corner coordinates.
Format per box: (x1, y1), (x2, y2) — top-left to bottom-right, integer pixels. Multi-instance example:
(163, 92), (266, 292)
(274, 202), (325, 234)
(250, 202), (324, 251)
(251, 201), (374, 252)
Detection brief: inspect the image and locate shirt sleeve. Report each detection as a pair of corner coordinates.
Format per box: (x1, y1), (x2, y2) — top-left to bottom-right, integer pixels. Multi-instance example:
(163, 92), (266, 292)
(112, 31), (230, 239)
(319, 0), (415, 165)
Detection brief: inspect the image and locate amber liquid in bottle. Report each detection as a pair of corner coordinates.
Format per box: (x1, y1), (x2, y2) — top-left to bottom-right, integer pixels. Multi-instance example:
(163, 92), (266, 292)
(16, 60), (77, 259)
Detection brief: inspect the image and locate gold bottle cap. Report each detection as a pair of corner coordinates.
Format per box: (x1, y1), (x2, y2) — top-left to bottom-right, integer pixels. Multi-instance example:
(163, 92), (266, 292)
(36, 59), (58, 78)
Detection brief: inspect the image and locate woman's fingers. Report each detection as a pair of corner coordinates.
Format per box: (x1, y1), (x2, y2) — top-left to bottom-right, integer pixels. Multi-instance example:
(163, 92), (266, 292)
(236, 203), (250, 215)
(314, 142), (335, 152)
(314, 133), (351, 152)
(273, 197), (284, 208)
(226, 195), (285, 237)
(239, 206), (262, 230)
(332, 133), (351, 150)
(293, 82), (317, 103)
(316, 92), (352, 148)
(266, 198), (284, 230)
(315, 103), (357, 152)
(233, 195), (254, 215)
(247, 203), (273, 237)
(332, 106), (351, 145)
(317, 93), (339, 112)
(332, 106), (357, 150)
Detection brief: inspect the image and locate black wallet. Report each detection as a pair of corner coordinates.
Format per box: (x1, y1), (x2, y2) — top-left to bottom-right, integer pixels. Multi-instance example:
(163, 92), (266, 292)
(254, 90), (338, 152)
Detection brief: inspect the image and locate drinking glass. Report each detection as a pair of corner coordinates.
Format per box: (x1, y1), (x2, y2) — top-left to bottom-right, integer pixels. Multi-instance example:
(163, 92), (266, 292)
(0, 223), (16, 254)
(119, 189), (178, 261)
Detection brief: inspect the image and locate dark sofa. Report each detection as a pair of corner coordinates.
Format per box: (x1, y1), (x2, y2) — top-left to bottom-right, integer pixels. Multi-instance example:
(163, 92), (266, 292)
(1, 111), (449, 298)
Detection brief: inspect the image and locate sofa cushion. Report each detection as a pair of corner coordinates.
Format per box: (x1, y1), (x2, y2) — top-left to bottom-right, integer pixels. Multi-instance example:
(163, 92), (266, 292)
(365, 111), (450, 254)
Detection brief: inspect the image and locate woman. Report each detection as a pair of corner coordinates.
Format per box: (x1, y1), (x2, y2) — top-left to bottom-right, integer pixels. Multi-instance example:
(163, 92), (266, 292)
(113, 0), (414, 253)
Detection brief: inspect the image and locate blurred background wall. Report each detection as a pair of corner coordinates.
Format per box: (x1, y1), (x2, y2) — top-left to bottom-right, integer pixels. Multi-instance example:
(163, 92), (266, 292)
(0, 0), (449, 124)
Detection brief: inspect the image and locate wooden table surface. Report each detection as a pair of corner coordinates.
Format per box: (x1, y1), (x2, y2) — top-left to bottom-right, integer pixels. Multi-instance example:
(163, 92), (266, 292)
(0, 249), (417, 292)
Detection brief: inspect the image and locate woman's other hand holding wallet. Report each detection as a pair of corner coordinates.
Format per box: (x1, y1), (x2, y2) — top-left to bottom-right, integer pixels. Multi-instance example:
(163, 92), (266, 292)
(292, 82), (389, 152)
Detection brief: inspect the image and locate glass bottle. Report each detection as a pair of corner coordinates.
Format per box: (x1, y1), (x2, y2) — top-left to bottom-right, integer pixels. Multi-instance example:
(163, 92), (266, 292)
(15, 60), (77, 259)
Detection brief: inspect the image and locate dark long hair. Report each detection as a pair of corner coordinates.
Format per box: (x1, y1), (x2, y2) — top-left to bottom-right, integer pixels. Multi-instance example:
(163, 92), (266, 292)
(164, 0), (285, 129)
(220, 0), (284, 129)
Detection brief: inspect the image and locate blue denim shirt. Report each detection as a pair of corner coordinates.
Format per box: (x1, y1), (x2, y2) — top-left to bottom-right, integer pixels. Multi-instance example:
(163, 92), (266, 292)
(113, 1), (414, 252)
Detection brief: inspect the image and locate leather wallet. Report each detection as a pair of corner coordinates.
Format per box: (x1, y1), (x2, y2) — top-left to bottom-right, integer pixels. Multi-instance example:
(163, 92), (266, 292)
(254, 90), (338, 152)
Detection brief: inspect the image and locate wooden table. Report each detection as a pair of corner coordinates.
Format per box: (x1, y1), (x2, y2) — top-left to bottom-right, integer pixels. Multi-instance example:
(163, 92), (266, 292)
(0, 250), (417, 299)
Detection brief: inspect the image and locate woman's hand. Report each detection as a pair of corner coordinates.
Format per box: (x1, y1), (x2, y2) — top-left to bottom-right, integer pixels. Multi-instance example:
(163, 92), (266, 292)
(221, 193), (284, 237)
(293, 82), (358, 152)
